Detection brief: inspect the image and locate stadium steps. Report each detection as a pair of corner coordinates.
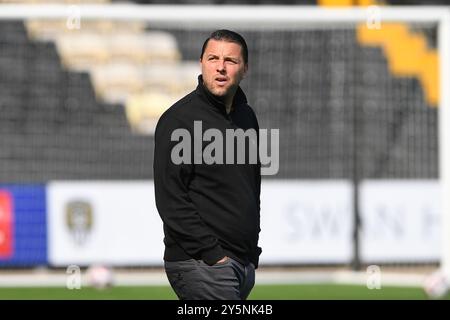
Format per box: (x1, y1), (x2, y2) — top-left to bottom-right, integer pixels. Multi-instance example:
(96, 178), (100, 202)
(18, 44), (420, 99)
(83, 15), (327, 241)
(319, 0), (439, 107)
(0, 20), (154, 182)
(26, 16), (197, 134)
(0, 19), (438, 181)
(357, 23), (439, 106)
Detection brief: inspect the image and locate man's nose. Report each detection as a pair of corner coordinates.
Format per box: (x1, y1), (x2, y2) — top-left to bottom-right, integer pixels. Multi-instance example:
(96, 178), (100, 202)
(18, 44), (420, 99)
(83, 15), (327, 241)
(216, 60), (226, 73)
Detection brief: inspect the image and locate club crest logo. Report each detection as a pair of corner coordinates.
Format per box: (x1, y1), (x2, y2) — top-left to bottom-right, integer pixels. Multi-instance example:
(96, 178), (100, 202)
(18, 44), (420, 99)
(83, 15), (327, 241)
(66, 201), (93, 246)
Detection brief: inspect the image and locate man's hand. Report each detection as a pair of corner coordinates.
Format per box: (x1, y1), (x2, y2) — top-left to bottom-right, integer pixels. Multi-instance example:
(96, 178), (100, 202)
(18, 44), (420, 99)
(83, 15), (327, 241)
(215, 256), (229, 264)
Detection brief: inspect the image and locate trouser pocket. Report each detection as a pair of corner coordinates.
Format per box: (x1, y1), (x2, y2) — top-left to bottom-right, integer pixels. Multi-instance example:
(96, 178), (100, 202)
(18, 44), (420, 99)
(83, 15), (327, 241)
(164, 259), (240, 300)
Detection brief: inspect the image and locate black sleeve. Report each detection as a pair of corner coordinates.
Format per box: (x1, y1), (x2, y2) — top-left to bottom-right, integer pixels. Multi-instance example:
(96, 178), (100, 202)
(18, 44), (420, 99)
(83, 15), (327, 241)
(251, 108), (262, 268)
(153, 113), (225, 265)
(254, 112), (261, 216)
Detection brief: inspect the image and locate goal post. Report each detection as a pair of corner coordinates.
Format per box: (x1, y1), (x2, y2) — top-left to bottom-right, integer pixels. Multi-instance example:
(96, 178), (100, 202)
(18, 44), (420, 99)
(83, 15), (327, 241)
(438, 10), (450, 282)
(0, 4), (450, 273)
(0, 4), (448, 25)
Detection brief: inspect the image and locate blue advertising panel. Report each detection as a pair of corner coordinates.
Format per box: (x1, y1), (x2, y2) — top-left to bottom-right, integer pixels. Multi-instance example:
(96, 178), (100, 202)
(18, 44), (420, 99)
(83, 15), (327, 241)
(0, 185), (47, 267)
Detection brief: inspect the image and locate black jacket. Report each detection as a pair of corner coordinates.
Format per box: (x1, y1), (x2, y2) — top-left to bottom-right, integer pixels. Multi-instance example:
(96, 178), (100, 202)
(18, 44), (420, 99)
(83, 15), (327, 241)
(153, 76), (262, 268)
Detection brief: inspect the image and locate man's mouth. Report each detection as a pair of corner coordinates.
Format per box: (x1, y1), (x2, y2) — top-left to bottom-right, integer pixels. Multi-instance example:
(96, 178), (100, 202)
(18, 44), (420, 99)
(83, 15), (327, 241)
(215, 77), (228, 86)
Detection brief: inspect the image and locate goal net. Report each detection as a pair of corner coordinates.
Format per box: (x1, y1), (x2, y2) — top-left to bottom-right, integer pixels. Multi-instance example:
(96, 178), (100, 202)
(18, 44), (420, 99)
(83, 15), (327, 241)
(0, 4), (449, 278)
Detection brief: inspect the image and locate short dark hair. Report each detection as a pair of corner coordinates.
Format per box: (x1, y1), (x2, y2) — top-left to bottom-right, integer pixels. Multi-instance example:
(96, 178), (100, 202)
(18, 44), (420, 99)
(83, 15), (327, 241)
(200, 29), (248, 64)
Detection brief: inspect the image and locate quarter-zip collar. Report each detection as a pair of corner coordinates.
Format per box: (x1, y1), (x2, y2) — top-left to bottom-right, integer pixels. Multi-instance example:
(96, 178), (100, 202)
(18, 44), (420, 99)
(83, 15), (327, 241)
(195, 75), (247, 117)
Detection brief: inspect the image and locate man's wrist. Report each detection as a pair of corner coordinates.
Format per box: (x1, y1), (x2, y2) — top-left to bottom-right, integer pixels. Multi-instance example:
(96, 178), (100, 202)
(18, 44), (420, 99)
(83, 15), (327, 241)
(216, 256), (229, 264)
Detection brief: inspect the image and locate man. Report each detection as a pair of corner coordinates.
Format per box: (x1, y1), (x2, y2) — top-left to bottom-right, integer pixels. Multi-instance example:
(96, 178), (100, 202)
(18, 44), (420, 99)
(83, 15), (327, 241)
(153, 30), (261, 300)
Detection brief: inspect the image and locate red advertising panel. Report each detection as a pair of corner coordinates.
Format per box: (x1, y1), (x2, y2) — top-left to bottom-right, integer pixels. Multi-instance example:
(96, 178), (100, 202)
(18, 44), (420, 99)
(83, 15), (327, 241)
(0, 191), (13, 258)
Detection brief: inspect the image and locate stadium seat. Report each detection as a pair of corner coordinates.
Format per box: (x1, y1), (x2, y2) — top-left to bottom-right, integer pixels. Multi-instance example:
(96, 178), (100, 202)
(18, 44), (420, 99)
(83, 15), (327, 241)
(26, 20), (146, 41)
(140, 61), (197, 96)
(98, 31), (180, 64)
(90, 63), (144, 104)
(26, 20), (68, 41)
(125, 92), (177, 135)
(106, 33), (149, 63)
(179, 61), (200, 93)
(139, 32), (181, 63)
(140, 63), (181, 95)
(55, 33), (110, 70)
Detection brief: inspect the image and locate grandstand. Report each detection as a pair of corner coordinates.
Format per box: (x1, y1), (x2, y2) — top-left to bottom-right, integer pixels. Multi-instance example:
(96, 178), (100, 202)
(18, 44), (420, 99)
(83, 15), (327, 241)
(0, 2), (438, 182)
(0, 0), (449, 299)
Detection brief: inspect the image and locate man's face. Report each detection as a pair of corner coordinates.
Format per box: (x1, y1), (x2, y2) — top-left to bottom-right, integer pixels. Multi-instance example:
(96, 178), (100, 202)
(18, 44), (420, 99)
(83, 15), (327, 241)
(200, 39), (248, 99)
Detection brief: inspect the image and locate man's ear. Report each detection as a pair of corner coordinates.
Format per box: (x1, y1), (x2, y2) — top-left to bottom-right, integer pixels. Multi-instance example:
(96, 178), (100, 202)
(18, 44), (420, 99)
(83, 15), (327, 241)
(242, 63), (249, 78)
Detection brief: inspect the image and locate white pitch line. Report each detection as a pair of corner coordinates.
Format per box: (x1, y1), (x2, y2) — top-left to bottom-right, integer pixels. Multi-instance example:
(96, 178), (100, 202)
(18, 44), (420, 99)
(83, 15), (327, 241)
(0, 270), (428, 288)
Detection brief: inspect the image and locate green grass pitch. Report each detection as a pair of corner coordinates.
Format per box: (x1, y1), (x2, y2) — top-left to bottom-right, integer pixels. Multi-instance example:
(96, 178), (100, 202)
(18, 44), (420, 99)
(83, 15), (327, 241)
(0, 284), (448, 300)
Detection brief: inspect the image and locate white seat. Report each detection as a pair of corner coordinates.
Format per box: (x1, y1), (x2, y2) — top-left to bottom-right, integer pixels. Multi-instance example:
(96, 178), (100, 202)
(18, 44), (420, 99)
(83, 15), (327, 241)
(55, 33), (110, 69)
(140, 32), (181, 63)
(179, 61), (201, 93)
(26, 20), (67, 41)
(126, 92), (178, 135)
(141, 63), (181, 94)
(106, 33), (148, 63)
(90, 63), (144, 104)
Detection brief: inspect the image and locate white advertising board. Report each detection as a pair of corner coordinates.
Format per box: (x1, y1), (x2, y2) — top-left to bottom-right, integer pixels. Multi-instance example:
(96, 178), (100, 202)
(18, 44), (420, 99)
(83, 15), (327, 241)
(48, 180), (439, 266)
(259, 180), (353, 264)
(48, 180), (354, 266)
(360, 180), (440, 262)
(48, 181), (164, 266)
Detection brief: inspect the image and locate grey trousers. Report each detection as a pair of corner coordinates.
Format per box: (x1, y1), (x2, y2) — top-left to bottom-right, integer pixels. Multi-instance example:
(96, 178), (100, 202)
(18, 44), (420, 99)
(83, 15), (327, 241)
(164, 257), (255, 300)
